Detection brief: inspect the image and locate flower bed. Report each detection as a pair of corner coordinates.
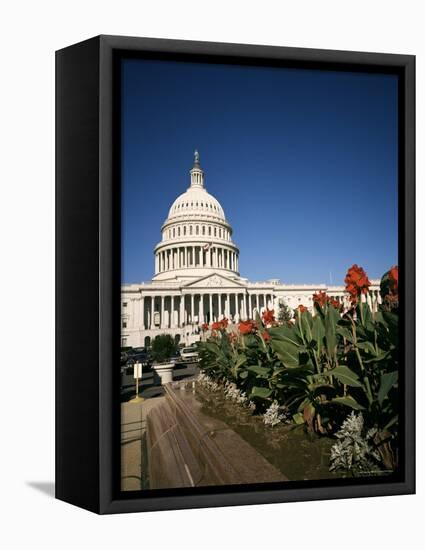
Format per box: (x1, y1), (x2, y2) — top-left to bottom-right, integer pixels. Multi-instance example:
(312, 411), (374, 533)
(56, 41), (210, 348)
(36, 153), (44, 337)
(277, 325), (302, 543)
(197, 264), (399, 476)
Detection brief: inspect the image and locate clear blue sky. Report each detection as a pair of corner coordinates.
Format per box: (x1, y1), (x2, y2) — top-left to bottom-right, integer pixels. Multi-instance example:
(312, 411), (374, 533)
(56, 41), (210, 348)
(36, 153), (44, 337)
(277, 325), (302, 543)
(121, 58), (398, 285)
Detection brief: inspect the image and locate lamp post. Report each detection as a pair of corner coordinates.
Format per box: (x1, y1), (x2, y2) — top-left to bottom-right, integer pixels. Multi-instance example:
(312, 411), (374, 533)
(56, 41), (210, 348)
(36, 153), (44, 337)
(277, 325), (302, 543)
(130, 360), (144, 403)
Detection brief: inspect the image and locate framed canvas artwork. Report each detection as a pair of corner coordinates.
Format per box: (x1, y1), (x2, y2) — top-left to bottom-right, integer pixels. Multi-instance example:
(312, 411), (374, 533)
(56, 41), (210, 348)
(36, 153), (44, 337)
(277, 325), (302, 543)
(56, 35), (415, 514)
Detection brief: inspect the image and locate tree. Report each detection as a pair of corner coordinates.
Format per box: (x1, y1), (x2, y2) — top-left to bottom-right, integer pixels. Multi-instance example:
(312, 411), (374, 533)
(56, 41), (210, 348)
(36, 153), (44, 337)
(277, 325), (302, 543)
(277, 299), (292, 323)
(151, 334), (177, 363)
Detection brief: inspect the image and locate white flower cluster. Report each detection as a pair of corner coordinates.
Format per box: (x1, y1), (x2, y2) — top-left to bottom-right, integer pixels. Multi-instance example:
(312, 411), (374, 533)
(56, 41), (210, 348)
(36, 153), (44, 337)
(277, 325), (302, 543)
(197, 372), (220, 392)
(197, 373), (256, 411)
(263, 401), (287, 426)
(329, 412), (380, 473)
(223, 381), (255, 410)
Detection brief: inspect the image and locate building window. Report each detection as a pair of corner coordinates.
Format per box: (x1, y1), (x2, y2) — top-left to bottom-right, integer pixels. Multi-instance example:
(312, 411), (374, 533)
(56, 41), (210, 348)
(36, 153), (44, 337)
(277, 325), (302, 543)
(178, 227), (180, 236)
(121, 338), (127, 347)
(184, 226), (186, 235)
(196, 225), (199, 235)
(123, 302), (127, 308)
(214, 228), (217, 236)
(208, 226), (211, 236)
(122, 320), (127, 328)
(202, 226), (205, 235)
(190, 226), (193, 235)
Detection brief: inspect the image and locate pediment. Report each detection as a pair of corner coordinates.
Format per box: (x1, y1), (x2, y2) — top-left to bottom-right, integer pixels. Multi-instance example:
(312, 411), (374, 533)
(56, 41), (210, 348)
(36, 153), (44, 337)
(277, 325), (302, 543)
(183, 273), (246, 289)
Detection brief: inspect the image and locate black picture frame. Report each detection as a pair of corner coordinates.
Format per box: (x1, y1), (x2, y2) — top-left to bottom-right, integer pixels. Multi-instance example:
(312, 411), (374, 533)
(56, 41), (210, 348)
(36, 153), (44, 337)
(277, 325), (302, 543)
(56, 35), (415, 514)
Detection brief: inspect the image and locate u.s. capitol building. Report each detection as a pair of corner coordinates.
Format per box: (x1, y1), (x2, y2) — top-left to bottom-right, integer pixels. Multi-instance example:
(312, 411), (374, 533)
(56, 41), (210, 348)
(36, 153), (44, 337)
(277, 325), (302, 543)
(121, 152), (381, 347)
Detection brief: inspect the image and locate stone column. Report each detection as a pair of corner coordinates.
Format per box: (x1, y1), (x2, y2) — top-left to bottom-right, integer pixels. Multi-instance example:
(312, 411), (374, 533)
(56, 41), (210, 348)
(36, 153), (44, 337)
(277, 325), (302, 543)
(150, 296), (155, 329)
(160, 296), (165, 328)
(225, 293), (230, 318)
(191, 294), (195, 324)
(198, 294), (203, 324)
(179, 295), (184, 327)
(140, 297), (145, 329)
(171, 295), (175, 328)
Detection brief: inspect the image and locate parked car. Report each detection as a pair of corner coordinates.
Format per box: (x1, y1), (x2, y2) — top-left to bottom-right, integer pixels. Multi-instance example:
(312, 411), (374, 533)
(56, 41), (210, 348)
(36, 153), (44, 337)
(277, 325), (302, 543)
(180, 346), (199, 363)
(122, 348), (152, 374)
(169, 349), (182, 366)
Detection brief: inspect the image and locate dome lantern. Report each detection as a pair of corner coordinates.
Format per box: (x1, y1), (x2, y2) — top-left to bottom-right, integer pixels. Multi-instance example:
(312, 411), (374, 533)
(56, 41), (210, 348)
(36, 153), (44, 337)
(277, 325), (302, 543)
(190, 149), (205, 188)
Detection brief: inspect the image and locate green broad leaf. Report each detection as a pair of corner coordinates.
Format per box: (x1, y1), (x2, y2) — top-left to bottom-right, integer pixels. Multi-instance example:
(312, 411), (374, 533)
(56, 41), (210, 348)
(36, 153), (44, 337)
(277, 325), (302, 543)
(378, 371), (398, 406)
(247, 365), (271, 377)
(324, 306), (339, 361)
(270, 339), (300, 368)
(312, 316), (325, 348)
(300, 311), (313, 342)
(239, 370), (249, 379)
(374, 311), (387, 327)
(382, 310), (398, 330)
(250, 386), (272, 399)
(235, 354), (247, 369)
(359, 301), (374, 330)
(383, 414), (399, 431)
(356, 341), (377, 355)
(325, 366), (363, 387)
(330, 396), (365, 410)
(336, 326), (354, 344)
(268, 325), (301, 346)
(292, 412), (305, 425)
(363, 350), (391, 364)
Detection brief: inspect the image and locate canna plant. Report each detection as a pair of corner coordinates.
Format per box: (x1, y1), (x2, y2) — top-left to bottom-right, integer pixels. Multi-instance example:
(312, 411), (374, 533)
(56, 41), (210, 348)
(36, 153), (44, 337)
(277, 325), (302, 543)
(197, 264), (400, 471)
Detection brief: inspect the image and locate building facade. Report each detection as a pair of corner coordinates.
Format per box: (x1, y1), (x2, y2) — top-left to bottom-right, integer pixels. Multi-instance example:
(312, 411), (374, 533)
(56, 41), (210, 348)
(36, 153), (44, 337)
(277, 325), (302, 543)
(121, 152), (381, 347)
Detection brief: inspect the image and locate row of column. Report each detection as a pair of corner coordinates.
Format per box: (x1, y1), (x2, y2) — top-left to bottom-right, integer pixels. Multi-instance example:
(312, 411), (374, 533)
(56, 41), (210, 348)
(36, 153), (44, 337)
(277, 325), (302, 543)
(127, 292), (273, 330)
(327, 289), (382, 312)
(155, 246), (239, 273)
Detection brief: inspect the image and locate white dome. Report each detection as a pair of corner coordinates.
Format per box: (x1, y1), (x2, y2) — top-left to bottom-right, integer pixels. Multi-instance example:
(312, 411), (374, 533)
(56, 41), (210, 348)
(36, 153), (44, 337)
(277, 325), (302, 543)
(152, 151), (240, 281)
(167, 186), (226, 223)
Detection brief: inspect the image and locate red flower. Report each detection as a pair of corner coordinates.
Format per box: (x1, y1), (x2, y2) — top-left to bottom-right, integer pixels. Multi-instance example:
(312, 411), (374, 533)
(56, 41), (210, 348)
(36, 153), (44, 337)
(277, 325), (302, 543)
(328, 297), (343, 311)
(261, 330), (271, 341)
(201, 323), (209, 331)
(344, 264), (371, 304)
(383, 265), (399, 309)
(297, 304), (308, 313)
(211, 318), (229, 331)
(389, 265), (398, 293)
(239, 320), (256, 335)
(313, 291), (328, 307)
(262, 308), (275, 326)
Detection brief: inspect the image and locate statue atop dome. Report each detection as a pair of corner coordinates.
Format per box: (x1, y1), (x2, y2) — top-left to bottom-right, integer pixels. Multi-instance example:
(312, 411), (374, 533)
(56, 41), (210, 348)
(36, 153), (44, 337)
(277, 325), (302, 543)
(193, 149), (201, 168)
(190, 149), (204, 188)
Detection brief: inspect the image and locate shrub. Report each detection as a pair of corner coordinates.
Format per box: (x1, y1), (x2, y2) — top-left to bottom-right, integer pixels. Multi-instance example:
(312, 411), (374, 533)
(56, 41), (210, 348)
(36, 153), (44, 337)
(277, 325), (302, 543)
(151, 334), (177, 364)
